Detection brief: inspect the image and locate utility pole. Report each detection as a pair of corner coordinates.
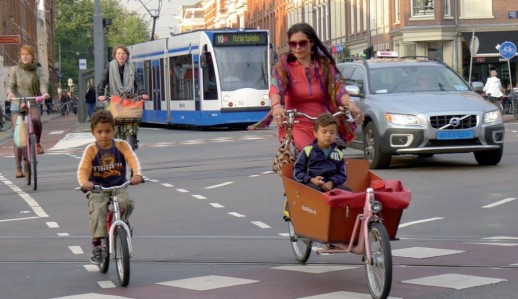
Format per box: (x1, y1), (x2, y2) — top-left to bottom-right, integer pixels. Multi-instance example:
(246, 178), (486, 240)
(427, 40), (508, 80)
(93, 0), (105, 88)
(135, 0), (163, 40)
(36, 0), (48, 83)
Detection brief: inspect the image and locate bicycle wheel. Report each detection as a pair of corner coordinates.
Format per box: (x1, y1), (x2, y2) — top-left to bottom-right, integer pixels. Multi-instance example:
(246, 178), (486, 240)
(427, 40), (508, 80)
(114, 227), (130, 287)
(29, 134), (37, 191)
(0, 112), (12, 131)
(98, 238), (110, 273)
(288, 221), (312, 263)
(365, 221), (392, 299)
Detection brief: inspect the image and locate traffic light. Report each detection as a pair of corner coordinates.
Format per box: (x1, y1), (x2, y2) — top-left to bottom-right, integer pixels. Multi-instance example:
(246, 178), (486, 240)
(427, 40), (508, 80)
(363, 46), (374, 59)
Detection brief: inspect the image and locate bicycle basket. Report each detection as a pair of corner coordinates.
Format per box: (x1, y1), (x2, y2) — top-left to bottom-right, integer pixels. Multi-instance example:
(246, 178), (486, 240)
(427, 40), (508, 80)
(107, 96), (143, 119)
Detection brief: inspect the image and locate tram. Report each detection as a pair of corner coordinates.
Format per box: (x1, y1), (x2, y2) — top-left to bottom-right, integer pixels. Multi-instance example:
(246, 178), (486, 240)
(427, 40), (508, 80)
(128, 29), (272, 128)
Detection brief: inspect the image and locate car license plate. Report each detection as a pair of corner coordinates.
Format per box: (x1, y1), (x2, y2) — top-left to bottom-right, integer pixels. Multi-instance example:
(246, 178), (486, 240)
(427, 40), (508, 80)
(436, 130), (474, 140)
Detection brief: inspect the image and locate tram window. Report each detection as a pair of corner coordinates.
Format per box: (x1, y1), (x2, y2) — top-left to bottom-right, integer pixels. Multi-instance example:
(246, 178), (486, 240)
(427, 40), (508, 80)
(170, 55), (195, 101)
(202, 52), (217, 100)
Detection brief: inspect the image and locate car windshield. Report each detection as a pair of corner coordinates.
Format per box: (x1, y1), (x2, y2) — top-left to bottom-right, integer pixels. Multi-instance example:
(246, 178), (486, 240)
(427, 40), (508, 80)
(369, 65), (470, 94)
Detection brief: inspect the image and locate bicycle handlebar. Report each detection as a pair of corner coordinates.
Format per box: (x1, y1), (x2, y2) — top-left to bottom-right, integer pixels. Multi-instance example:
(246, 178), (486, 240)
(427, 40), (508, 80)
(76, 178), (147, 193)
(10, 96), (44, 103)
(283, 109), (355, 126)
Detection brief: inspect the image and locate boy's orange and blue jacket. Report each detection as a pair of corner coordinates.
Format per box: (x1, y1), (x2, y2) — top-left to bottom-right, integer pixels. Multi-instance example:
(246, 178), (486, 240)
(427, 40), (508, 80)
(77, 139), (142, 187)
(293, 140), (346, 187)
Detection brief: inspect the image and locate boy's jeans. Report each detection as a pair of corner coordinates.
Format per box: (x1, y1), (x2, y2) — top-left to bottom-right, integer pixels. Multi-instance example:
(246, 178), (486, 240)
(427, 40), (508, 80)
(88, 188), (134, 239)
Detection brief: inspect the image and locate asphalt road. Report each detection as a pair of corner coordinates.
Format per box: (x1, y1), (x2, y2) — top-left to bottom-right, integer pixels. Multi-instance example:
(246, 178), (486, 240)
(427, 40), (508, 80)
(0, 114), (517, 299)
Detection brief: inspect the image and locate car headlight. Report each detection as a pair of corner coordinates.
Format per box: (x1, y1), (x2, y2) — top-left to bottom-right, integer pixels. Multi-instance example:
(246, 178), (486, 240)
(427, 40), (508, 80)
(484, 110), (502, 123)
(385, 113), (420, 125)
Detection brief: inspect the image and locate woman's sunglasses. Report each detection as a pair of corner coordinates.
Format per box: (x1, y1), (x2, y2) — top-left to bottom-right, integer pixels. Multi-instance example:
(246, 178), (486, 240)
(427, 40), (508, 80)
(288, 40), (311, 49)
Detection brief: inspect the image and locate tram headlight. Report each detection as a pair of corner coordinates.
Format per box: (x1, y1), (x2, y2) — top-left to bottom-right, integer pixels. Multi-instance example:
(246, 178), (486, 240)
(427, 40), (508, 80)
(228, 101), (234, 107)
(223, 95), (230, 102)
(371, 200), (382, 213)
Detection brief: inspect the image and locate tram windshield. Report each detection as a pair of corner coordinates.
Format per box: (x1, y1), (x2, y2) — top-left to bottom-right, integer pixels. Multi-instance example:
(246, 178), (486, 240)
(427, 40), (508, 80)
(213, 46), (269, 91)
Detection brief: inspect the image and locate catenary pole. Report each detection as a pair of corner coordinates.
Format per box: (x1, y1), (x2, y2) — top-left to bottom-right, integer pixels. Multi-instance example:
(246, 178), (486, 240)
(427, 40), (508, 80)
(93, 0), (105, 89)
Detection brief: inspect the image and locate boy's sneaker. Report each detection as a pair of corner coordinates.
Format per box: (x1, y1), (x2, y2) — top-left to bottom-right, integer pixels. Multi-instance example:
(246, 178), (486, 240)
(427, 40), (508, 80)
(90, 246), (103, 264)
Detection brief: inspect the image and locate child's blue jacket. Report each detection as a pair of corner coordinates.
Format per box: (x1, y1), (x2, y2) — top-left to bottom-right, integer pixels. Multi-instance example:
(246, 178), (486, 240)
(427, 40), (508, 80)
(293, 140), (346, 187)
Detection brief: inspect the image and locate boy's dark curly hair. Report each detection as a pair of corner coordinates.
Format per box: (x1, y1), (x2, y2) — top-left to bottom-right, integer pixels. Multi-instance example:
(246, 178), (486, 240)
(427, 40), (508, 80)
(314, 113), (338, 131)
(90, 110), (115, 131)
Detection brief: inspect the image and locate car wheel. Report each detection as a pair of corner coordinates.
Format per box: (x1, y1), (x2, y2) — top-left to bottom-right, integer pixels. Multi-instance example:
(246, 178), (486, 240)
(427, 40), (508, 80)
(364, 122), (391, 169)
(474, 147), (503, 166)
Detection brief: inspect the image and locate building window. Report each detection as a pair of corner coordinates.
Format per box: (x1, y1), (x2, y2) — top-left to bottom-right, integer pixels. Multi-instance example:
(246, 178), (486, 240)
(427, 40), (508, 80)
(412, 0), (434, 17)
(394, 0), (400, 23)
(443, 0), (451, 17)
(459, 0), (493, 19)
(428, 41), (443, 61)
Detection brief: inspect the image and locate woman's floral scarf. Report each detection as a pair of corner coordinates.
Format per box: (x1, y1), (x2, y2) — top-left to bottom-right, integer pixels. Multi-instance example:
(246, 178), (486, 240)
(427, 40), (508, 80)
(19, 62), (41, 96)
(248, 54), (356, 143)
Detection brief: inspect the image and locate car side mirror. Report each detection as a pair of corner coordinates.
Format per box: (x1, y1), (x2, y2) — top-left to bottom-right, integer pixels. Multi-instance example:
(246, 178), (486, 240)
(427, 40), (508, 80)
(346, 85), (362, 97)
(471, 81), (484, 92)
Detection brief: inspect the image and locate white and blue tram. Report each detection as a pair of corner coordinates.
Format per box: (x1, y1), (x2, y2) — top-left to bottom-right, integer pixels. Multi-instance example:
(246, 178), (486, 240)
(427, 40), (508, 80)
(128, 29), (272, 128)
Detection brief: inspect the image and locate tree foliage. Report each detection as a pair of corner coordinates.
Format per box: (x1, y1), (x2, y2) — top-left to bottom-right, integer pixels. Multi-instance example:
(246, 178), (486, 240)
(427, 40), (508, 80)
(55, 0), (150, 86)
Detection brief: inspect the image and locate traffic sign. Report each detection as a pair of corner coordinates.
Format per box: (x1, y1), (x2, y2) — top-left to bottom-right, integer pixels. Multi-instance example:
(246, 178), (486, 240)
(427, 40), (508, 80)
(469, 36), (479, 55)
(0, 35), (20, 44)
(499, 41), (516, 60)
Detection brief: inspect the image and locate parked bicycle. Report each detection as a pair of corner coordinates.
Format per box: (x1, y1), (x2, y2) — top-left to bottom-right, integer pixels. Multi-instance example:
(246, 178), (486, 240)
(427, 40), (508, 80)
(12, 96), (42, 190)
(0, 105), (12, 131)
(78, 179), (145, 287)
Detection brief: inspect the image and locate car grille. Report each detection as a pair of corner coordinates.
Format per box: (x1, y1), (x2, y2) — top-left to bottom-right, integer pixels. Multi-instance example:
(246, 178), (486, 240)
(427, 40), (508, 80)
(426, 139), (481, 147)
(429, 115), (478, 130)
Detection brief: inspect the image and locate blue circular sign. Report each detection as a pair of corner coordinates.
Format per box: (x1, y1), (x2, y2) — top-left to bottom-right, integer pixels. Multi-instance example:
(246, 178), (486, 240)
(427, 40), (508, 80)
(499, 41), (516, 60)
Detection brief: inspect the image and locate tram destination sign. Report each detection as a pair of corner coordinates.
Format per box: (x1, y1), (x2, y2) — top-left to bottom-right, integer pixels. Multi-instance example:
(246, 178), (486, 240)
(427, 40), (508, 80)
(0, 35), (20, 44)
(213, 32), (267, 46)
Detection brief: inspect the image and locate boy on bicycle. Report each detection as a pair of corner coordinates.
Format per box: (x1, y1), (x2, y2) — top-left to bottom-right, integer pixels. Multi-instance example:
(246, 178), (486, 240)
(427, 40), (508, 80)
(77, 110), (143, 264)
(293, 113), (351, 192)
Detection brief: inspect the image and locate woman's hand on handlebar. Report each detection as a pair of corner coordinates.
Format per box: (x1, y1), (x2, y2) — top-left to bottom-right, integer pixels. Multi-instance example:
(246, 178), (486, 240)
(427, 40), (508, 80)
(341, 101), (364, 123)
(272, 105), (285, 127)
(98, 95), (106, 102)
(141, 94), (149, 101)
(131, 175), (143, 185)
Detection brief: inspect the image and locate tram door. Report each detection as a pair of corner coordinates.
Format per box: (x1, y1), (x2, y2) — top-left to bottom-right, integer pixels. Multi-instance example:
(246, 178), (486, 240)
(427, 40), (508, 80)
(151, 59), (162, 110)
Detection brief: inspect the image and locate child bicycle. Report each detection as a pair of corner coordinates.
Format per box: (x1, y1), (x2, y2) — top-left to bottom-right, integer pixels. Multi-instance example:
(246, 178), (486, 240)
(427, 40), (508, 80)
(78, 179), (145, 287)
(279, 109), (411, 299)
(12, 96), (43, 190)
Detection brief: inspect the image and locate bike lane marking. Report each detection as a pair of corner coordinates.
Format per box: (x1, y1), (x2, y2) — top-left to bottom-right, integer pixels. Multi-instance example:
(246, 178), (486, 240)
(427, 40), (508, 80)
(482, 197), (517, 208)
(0, 173), (49, 218)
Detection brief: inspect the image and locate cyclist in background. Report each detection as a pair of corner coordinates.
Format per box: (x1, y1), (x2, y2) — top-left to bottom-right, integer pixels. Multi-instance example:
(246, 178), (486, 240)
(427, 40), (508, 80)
(6, 44), (49, 178)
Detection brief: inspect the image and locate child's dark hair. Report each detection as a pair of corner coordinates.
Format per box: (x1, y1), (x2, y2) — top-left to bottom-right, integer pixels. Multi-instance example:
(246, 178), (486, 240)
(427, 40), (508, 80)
(90, 110), (114, 131)
(314, 113), (338, 131)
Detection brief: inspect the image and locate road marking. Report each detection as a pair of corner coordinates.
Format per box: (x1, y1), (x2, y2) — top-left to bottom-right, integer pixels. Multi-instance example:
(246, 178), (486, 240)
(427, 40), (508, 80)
(68, 246), (84, 254)
(298, 291), (402, 299)
(57, 233), (70, 237)
(149, 179), (160, 183)
(402, 273), (507, 290)
(192, 194), (206, 199)
(161, 183), (174, 187)
(392, 247), (464, 259)
(209, 203), (224, 208)
(176, 189), (189, 193)
(49, 132), (94, 150)
(249, 174), (260, 177)
(278, 233), (289, 237)
(398, 217), (443, 228)
(482, 197), (517, 208)
(83, 265), (99, 272)
(0, 216), (39, 223)
(251, 221), (271, 228)
(205, 181), (233, 189)
(228, 212), (246, 217)
(0, 174), (49, 218)
(156, 275), (259, 291)
(51, 293), (128, 298)
(97, 280), (116, 288)
(46, 221), (59, 228)
(470, 242), (518, 247)
(483, 236), (518, 240)
(273, 265), (358, 274)
(49, 130), (64, 135)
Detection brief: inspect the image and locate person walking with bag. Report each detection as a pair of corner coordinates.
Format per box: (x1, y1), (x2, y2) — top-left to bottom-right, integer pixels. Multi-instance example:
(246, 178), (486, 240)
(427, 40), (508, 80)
(6, 44), (49, 178)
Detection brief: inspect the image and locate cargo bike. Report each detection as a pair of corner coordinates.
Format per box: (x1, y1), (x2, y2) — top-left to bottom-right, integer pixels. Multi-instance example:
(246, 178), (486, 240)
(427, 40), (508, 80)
(278, 110), (411, 299)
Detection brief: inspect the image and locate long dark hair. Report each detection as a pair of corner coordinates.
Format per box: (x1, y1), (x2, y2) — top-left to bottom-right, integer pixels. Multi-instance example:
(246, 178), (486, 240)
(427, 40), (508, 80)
(286, 23), (336, 65)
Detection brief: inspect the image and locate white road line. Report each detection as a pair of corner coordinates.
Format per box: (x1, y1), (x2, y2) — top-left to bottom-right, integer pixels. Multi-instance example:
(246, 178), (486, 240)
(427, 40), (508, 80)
(192, 194), (206, 199)
(248, 174), (260, 177)
(0, 216), (39, 223)
(205, 182), (233, 189)
(149, 179), (160, 183)
(398, 217), (444, 228)
(161, 183), (174, 187)
(49, 130), (64, 135)
(278, 233), (289, 237)
(57, 233), (70, 236)
(251, 221), (271, 228)
(83, 264), (99, 272)
(97, 280), (116, 288)
(68, 246), (84, 255)
(176, 189), (189, 193)
(482, 198), (517, 208)
(228, 212), (246, 217)
(0, 174), (49, 218)
(209, 203), (224, 208)
(46, 221), (59, 228)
